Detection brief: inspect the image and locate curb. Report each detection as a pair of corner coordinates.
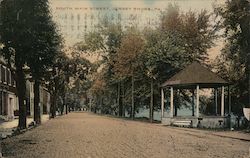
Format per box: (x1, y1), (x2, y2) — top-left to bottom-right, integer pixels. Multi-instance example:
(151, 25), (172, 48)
(211, 133), (250, 142)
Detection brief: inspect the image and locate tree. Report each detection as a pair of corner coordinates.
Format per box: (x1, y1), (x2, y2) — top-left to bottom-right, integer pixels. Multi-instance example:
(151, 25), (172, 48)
(141, 4), (216, 121)
(215, 0), (250, 108)
(45, 51), (67, 118)
(142, 27), (186, 122)
(114, 28), (145, 119)
(65, 51), (92, 112)
(75, 4), (216, 121)
(0, 0), (63, 127)
(0, 0), (29, 129)
(75, 21), (124, 116)
(23, 0), (63, 124)
(160, 4), (216, 64)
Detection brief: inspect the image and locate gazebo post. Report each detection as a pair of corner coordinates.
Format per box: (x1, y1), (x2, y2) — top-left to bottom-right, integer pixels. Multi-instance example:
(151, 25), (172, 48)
(192, 89), (195, 116)
(221, 86), (225, 116)
(215, 88), (218, 115)
(228, 85), (231, 129)
(161, 88), (164, 118)
(228, 85), (231, 115)
(170, 87), (174, 117)
(196, 85), (199, 117)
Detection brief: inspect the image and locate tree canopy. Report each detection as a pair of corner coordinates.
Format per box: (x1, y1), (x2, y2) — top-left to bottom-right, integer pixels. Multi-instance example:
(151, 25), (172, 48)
(214, 0), (250, 112)
(75, 4), (216, 120)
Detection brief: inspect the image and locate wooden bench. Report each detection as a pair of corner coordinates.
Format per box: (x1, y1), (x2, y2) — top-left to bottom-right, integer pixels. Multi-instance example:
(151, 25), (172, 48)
(173, 120), (192, 127)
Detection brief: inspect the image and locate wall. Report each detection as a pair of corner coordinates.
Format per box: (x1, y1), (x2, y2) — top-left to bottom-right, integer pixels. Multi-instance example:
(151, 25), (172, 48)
(162, 116), (229, 128)
(0, 62), (17, 120)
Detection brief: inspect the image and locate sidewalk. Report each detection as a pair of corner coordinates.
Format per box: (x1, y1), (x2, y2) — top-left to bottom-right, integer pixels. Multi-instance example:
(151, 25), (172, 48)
(0, 115), (50, 139)
(212, 131), (250, 141)
(167, 126), (250, 142)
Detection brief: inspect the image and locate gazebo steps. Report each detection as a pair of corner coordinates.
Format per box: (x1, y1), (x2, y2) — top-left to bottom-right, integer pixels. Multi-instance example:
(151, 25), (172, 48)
(172, 120), (192, 127)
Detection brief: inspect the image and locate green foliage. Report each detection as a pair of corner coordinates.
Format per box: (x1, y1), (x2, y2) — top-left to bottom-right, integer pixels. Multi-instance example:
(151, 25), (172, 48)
(160, 4), (215, 63)
(214, 0), (250, 110)
(140, 5), (216, 111)
(77, 4), (216, 117)
(0, 0), (30, 128)
(23, 0), (63, 80)
(0, 0), (27, 64)
(75, 20), (124, 113)
(113, 27), (145, 79)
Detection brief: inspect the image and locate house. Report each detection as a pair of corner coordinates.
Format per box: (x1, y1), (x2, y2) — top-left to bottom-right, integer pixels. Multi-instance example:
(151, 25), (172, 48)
(41, 87), (50, 115)
(26, 80), (51, 117)
(26, 79), (34, 117)
(0, 56), (51, 122)
(0, 58), (18, 120)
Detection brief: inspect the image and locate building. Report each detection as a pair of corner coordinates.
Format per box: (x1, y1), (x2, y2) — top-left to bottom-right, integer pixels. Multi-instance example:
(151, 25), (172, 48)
(50, 0), (221, 46)
(41, 87), (50, 115)
(0, 58), (18, 120)
(52, 6), (163, 45)
(26, 79), (51, 117)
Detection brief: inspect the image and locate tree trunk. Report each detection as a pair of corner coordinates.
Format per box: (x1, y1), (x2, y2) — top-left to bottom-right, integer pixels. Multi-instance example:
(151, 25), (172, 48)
(131, 75), (135, 119)
(239, 17), (250, 108)
(60, 95), (65, 115)
(247, 57), (250, 108)
(51, 93), (56, 118)
(51, 76), (59, 118)
(118, 82), (123, 116)
(64, 95), (68, 114)
(66, 104), (68, 114)
(149, 78), (154, 123)
(60, 103), (64, 115)
(122, 80), (125, 117)
(34, 80), (41, 124)
(174, 104), (178, 116)
(50, 95), (53, 118)
(53, 93), (57, 117)
(174, 91), (178, 116)
(173, 90), (180, 116)
(16, 66), (27, 130)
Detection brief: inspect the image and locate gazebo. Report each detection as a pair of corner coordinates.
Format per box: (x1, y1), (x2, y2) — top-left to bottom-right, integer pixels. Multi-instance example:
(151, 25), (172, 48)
(161, 62), (229, 128)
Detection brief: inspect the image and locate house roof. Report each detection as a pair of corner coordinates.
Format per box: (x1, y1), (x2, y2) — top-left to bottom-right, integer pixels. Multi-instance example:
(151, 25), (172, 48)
(161, 62), (228, 88)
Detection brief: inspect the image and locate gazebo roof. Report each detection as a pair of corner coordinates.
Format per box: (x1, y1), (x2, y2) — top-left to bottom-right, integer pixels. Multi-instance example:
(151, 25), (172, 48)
(161, 62), (228, 88)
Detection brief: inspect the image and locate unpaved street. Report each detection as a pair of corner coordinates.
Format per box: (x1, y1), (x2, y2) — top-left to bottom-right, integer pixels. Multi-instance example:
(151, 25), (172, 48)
(1, 112), (250, 158)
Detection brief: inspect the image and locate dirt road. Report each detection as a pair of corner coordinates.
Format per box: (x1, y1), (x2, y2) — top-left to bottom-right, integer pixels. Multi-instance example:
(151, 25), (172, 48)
(1, 112), (250, 158)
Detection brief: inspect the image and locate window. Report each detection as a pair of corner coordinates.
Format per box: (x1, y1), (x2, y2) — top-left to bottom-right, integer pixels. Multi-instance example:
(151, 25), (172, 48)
(30, 84), (33, 93)
(1, 66), (6, 83)
(77, 14), (80, 21)
(4, 67), (7, 84)
(77, 34), (81, 39)
(9, 69), (11, 85)
(118, 13), (121, 21)
(11, 72), (15, 87)
(0, 91), (2, 115)
(0, 65), (1, 83)
(6, 69), (10, 85)
(111, 14), (114, 20)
